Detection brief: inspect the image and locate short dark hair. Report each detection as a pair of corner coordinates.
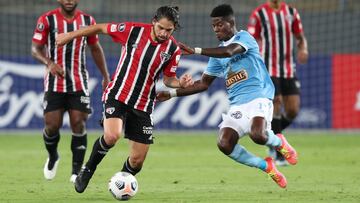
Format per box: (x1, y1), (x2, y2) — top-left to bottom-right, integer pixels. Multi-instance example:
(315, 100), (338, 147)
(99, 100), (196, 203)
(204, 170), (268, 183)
(153, 6), (180, 30)
(210, 4), (234, 18)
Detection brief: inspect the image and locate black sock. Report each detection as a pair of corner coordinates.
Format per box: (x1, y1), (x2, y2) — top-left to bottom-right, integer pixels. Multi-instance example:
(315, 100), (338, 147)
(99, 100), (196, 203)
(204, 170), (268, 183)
(270, 118), (284, 160)
(281, 115), (292, 130)
(71, 133), (87, 174)
(85, 135), (113, 171)
(271, 118), (282, 134)
(121, 157), (141, 176)
(43, 130), (60, 170)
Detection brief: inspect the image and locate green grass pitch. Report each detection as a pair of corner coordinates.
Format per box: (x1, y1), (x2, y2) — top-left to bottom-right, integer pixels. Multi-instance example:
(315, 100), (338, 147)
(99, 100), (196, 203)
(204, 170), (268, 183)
(0, 132), (359, 203)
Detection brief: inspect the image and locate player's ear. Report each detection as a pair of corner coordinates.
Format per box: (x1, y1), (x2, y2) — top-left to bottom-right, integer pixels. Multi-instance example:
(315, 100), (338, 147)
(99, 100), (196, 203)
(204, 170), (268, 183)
(152, 18), (157, 26)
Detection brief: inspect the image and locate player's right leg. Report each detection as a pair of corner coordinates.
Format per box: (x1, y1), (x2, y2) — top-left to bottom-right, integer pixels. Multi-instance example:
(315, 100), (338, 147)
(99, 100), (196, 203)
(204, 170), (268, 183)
(42, 92), (66, 180)
(43, 109), (64, 180)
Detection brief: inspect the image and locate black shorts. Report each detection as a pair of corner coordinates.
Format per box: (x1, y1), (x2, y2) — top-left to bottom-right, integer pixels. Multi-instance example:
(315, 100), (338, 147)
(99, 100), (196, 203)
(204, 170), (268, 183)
(104, 98), (154, 144)
(271, 77), (301, 96)
(43, 91), (92, 114)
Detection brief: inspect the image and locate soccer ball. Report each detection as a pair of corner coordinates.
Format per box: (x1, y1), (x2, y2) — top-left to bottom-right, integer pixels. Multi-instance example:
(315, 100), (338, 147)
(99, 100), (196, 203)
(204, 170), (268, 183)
(108, 172), (138, 201)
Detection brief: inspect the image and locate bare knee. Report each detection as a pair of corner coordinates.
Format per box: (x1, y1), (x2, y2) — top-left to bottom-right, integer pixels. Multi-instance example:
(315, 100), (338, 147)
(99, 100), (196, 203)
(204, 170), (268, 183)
(103, 130), (121, 145)
(249, 117), (267, 145)
(249, 130), (267, 145)
(44, 122), (61, 136)
(217, 128), (239, 155)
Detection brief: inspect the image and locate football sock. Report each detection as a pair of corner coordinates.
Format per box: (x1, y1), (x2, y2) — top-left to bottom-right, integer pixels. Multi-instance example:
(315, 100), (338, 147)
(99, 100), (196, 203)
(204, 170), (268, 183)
(229, 144), (267, 171)
(43, 130), (60, 169)
(121, 157), (141, 176)
(281, 114), (292, 130)
(271, 117), (282, 134)
(265, 130), (282, 147)
(71, 132), (87, 175)
(85, 135), (113, 171)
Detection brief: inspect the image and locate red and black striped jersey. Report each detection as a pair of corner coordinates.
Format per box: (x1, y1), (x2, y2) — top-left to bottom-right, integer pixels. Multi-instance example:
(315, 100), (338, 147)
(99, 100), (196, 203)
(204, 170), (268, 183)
(32, 8), (98, 94)
(103, 22), (181, 113)
(248, 2), (304, 78)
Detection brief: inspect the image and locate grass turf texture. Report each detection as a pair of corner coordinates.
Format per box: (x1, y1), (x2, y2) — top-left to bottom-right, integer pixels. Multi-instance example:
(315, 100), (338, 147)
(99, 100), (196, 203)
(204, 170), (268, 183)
(0, 132), (359, 203)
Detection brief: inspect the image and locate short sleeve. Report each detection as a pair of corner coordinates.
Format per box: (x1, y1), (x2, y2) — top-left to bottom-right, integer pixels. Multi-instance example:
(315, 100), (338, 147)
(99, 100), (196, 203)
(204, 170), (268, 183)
(32, 15), (49, 45)
(292, 8), (303, 35)
(204, 57), (223, 78)
(232, 31), (257, 54)
(247, 10), (261, 39)
(87, 16), (99, 45)
(162, 48), (181, 77)
(107, 22), (132, 45)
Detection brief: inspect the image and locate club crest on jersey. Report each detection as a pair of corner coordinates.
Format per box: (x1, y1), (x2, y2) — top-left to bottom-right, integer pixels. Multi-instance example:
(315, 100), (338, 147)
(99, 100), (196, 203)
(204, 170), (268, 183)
(106, 107), (115, 115)
(118, 23), (126, 32)
(37, 23), (44, 31)
(160, 52), (171, 63)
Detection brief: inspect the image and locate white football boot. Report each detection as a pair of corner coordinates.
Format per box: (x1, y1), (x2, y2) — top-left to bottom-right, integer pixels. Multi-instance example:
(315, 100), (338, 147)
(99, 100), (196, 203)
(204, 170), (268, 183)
(69, 174), (77, 183)
(43, 158), (60, 180)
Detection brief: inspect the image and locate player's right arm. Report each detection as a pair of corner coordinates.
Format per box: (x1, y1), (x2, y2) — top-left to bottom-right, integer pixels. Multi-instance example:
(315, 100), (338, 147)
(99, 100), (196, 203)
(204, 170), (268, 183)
(31, 15), (64, 77)
(156, 74), (216, 102)
(56, 24), (108, 46)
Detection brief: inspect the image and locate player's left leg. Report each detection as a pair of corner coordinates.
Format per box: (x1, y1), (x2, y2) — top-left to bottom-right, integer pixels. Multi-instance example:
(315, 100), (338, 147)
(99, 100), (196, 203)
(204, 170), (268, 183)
(282, 94), (300, 129)
(68, 109), (89, 183)
(121, 108), (153, 175)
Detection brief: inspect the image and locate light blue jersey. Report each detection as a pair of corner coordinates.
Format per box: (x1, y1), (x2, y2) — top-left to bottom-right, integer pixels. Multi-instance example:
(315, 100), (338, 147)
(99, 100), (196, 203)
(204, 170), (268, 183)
(204, 30), (274, 105)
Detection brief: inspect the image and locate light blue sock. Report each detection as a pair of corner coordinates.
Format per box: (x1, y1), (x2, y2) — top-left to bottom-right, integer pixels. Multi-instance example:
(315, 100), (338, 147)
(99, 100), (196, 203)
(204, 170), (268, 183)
(229, 144), (267, 171)
(265, 130), (282, 147)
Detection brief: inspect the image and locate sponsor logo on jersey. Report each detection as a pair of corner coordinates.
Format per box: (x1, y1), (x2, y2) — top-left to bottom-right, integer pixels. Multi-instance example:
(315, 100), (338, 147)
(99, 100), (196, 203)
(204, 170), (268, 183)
(106, 107), (115, 115)
(231, 111), (242, 119)
(80, 96), (90, 104)
(142, 126), (153, 135)
(225, 70), (248, 87)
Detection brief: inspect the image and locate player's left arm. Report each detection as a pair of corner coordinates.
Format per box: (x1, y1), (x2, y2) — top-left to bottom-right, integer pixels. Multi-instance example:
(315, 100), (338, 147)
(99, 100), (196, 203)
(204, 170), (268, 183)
(179, 42), (246, 58)
(295, 33), (308, 64)
(293, 8), (309, 64)
(88, 42), (110, 92)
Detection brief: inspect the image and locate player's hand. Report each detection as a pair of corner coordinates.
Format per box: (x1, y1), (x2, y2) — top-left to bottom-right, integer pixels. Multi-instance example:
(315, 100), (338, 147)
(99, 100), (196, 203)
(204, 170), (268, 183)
(56, 33), (72, 46)
(156, 91), (171, 102)
(179, 73), (194, 88)
(102, 76), (110, 92)
(297, 49), (308, 64)
(47, 61), (64, 78)
(178, 42), (195, 55)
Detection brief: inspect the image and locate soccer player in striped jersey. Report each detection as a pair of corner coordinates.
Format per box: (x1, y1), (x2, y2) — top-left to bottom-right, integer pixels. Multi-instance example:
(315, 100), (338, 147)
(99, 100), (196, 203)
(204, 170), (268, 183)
(56, 6), (193, 193)
(31, 0), (110, 183)
(157, 4), (297, 188)
(248, 0), (308, 165)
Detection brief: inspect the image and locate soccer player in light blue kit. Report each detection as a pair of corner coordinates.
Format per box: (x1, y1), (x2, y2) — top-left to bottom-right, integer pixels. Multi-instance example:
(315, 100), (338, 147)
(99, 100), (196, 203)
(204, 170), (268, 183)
(156, 4), (298, 188)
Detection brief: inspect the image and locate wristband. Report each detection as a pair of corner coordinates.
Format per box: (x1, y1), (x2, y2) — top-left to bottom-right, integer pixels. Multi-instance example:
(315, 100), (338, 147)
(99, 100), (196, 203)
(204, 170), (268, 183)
(169, 89), (177, 98)
(194, 47), (202, 55)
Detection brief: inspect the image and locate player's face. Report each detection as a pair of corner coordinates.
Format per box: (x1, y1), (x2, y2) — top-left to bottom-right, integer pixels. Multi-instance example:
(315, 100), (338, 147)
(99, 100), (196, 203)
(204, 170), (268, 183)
(58, 0), (79, 13)
(211, 17), (233, 41)
(152, 17), (175, 43)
